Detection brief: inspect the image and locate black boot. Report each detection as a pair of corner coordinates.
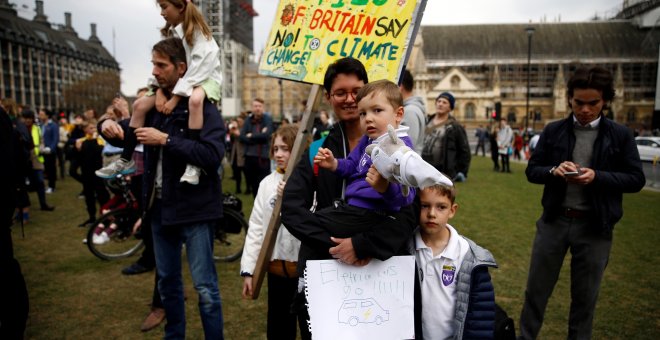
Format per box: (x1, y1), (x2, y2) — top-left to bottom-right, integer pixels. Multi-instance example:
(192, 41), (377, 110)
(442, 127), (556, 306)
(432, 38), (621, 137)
(78, 218), (94, 227)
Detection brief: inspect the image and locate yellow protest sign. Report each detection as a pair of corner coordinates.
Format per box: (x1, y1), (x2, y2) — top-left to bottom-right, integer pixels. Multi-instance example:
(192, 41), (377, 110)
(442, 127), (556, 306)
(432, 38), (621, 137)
(258, 0), (427, 85)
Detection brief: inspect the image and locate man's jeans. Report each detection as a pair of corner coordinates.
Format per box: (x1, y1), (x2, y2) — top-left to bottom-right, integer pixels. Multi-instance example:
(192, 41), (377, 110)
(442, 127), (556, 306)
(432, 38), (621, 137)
(151, 200), (224, 339)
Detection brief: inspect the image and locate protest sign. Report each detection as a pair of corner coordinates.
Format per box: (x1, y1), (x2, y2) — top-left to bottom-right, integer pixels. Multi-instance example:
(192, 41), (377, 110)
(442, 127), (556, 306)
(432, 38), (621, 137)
(304, 256), (415, 340)
(258, 0), (426, 84)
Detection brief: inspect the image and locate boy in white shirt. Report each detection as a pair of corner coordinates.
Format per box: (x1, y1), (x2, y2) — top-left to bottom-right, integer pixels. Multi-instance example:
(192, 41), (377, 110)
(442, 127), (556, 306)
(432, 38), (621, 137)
(411, 184), (497, 339)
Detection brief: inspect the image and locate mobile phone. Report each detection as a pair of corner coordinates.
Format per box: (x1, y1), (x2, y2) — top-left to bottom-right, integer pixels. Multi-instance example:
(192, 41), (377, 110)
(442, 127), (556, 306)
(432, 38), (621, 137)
(115, 92), (121, 98)
(564, 171), (580, 177)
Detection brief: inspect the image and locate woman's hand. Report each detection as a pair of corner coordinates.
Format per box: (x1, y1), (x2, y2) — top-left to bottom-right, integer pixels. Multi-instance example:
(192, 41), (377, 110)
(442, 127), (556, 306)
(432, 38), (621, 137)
(329, 237), (357, 264)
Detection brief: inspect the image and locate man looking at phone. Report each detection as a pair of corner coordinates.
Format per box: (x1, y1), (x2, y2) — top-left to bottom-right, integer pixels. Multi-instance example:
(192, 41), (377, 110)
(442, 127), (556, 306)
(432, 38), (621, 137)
(518, 66), (644, 339)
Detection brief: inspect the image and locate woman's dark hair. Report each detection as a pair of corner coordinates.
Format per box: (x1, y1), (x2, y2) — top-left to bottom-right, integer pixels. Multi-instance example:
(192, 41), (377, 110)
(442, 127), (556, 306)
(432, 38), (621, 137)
(323, 57), (368, 94)
(567, 66), (615, 102)
(21, 109), (35, 120)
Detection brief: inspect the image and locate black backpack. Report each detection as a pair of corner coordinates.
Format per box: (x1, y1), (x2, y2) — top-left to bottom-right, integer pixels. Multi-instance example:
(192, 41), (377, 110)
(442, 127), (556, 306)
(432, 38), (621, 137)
(495, 303), (516, 340)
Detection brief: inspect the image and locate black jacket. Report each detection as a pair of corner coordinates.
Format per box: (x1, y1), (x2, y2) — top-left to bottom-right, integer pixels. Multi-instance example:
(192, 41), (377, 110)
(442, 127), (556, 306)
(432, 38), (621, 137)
(103, 99), (226, 226)
(0, 108), (29, 340)
(79, 138), (104, 179)
(526, 114), (645, 234)
(281, 122), (416, 276)
(1, 108), (18, 252)
(239, 112), (273, 159)
(421, 115), (471, 179)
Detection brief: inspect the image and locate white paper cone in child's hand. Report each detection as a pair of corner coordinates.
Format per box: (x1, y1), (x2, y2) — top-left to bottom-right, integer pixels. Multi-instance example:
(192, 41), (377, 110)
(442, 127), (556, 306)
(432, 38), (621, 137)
(397, 151), (453, 189)
(366, 125), (453, 195)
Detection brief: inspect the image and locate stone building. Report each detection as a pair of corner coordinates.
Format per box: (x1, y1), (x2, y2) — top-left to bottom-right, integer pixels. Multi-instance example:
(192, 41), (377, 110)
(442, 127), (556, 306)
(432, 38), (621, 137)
(239, 1), (659, 129)
(407, 1), (659, 131)
(241, 61), (314, 121)
(0, 0), (119, 113)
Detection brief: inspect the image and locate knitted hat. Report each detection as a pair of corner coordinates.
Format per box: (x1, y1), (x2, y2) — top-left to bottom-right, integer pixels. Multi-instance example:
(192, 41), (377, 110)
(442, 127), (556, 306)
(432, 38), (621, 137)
(437, 92), (455, 110)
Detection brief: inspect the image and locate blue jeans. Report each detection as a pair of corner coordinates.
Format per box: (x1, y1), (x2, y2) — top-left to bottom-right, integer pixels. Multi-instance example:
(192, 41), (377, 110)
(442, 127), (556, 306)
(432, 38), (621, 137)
(30, 169), (48, 208)
(151, 200), (224, 339)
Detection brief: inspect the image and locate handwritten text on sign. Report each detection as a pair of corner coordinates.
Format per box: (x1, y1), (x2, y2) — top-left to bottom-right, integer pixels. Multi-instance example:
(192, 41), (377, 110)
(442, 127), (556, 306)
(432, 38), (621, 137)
(305, 256), (415, 340)
(258, 0), (423, 85)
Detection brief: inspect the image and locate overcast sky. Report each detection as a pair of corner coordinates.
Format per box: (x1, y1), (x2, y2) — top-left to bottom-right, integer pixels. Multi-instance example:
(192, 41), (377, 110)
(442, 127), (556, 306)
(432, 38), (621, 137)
(10, 0), (622, 96)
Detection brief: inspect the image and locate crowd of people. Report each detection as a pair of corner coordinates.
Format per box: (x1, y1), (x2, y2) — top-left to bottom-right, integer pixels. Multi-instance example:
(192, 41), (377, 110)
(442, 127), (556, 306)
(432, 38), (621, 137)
(0, 1), (648, 339)
(1, 60), (647, 340)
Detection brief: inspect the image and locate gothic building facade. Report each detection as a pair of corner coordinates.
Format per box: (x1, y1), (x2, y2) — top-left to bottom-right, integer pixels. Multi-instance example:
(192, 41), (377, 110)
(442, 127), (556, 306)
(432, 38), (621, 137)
(241, 61), (313, 120)
(240, 2), (659, 130)
(407, 1), (659, 130)
(0, 0), (119, 113)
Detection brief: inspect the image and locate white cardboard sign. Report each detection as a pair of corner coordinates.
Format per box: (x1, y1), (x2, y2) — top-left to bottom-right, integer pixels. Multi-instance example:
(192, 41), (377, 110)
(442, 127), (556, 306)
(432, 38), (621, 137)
(305, 256), (415, 340)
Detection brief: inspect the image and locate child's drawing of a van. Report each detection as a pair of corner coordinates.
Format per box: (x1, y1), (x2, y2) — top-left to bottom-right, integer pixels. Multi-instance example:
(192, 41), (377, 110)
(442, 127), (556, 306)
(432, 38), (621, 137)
(338, 298), (390, 326)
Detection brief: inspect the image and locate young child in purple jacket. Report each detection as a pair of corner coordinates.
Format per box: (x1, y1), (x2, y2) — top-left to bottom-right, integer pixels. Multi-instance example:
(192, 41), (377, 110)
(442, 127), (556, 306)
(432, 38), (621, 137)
(313, 80), (415, 264)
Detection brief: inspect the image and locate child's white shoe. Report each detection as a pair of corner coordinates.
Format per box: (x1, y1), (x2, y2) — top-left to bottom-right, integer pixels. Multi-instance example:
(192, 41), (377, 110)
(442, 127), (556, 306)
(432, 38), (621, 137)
(180, 164), (201, 185)
(93, 231), (110, 245)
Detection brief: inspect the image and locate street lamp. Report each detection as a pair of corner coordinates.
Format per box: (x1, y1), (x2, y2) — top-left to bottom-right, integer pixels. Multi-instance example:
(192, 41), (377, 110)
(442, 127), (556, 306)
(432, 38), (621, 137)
(524, 25), (535, 133)
(278, 79), (284, 122)
(532, 109), (540, 131)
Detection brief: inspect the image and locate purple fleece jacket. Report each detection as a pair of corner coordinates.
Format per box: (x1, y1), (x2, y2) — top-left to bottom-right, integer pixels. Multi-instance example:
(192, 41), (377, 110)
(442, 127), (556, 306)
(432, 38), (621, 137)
(335, 134), (415, 212)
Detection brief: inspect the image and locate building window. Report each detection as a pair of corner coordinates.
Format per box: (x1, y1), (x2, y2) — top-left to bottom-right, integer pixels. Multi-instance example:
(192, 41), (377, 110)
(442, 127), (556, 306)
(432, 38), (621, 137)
(450, 75), (461, 89)
(627, 108), (636, 123)
(507, 109), (517, 123)
(465, 102), (476, 119)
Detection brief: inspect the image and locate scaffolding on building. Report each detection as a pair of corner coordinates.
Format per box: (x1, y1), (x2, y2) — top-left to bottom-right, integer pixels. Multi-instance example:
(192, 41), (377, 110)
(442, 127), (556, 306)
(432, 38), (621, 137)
(198, 0), (256, 117)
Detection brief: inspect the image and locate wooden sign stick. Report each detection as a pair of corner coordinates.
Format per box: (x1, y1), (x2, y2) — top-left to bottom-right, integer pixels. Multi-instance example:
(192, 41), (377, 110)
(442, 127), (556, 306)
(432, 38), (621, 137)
(250, 84), (324, 299)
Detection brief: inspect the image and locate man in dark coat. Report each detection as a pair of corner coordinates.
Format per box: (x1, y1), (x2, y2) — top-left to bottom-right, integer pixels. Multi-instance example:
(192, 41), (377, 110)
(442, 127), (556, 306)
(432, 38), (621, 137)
(100, 37), (225, 339)
(518, 66), (645, 339)
(0, 106), (29, 339)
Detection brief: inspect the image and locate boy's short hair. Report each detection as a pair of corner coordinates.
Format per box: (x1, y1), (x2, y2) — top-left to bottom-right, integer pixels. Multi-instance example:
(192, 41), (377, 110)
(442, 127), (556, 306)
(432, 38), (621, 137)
(355, 79), (403, 110)
(81, 119), (98, 130)
(422, 183), (457, 204)
(323, 57), (368, 94)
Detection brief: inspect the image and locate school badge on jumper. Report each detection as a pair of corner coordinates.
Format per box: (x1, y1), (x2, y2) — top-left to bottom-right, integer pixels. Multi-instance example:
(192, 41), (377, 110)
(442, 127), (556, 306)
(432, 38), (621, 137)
(358, 153), (370, 172)
(442, 264), (456, 286)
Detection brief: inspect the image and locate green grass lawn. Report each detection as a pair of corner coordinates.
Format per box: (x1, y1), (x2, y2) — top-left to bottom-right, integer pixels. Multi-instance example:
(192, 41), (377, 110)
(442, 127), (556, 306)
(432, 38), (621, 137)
(12, 156), (660, 339)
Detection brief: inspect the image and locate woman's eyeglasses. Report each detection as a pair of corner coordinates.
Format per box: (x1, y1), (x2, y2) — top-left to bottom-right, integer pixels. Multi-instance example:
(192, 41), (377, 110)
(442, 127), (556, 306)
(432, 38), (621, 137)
(330, 89), (360, 101)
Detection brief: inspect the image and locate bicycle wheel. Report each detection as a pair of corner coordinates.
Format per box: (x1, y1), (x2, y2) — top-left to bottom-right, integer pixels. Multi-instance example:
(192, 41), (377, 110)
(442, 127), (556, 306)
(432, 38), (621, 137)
(87, 208), (144, 261)
(214, 208), (248, 262)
